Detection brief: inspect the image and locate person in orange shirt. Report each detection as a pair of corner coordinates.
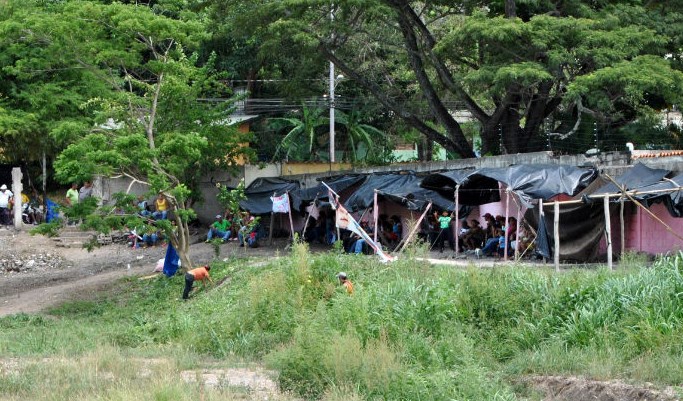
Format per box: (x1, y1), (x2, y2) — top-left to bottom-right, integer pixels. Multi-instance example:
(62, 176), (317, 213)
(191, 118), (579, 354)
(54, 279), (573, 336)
(336, 272), (354, 295)
(183, 265), (212, 299)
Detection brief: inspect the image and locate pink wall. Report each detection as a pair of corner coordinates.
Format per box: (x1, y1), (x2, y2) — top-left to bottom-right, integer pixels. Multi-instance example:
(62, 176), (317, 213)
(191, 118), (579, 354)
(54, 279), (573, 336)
(625, 203), (683, 254)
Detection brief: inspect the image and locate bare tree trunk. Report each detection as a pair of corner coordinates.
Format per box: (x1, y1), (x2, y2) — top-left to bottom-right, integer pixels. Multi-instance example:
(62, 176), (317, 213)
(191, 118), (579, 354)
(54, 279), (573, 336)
(505, 0), (516, 18)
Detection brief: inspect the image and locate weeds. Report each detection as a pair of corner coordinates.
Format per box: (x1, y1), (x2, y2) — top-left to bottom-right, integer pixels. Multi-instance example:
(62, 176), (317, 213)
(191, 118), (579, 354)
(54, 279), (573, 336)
(1, 247), (683, 399)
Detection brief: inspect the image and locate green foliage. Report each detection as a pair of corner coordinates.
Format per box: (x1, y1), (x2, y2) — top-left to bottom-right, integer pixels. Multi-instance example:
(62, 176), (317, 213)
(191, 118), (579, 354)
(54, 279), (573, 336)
(269, 105), (328, 162)
(3, 248), (683, 398)
(216, 179), (246, 216)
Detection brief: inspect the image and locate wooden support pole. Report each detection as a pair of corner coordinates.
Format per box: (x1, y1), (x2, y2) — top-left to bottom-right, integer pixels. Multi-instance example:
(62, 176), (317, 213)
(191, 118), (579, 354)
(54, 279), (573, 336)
(603, 174), (683, 244)
(373, 189), (379, 243)
(539, 199), (546, 263)
(286, 192), (295, 241)
(454, 185), (460, 259)
(268, 211), (275, 245)
(515, 205), (522, 261)
(554, 201), (560, 272)
(268, 192), (276, 245)
(504, 187), (510, 261)
(398, 202), (432, 254)
(604, 194), (613, 270)
(620, 188), (625, 258)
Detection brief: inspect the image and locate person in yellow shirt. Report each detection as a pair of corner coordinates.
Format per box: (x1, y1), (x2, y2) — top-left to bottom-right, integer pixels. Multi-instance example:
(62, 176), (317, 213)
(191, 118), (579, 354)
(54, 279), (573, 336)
(183, 265), (213, 299)
(336, 272), (354, 295)
(153, 192), (169, 220)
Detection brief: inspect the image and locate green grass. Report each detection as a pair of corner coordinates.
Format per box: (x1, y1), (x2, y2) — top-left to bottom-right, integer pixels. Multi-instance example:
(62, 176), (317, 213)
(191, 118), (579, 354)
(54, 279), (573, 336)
(1, 242), (683, 400)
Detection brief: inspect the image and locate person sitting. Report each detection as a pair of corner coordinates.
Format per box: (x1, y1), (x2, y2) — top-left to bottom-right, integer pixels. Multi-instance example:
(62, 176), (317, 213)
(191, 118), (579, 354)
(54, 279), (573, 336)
(137, 195), (151, 217)
(142, 228), (162, 247)
(205, 214), (231, 243)
(383, 215), (402, 249)
(238, 212), (259, 247)
(152, 192), (168, 220)
(480, 228), (504, 257)
(462, 219), (485, 251)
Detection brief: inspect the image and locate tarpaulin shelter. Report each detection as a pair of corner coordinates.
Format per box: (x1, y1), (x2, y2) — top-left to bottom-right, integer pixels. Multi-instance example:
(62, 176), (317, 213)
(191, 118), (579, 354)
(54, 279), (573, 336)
(471, 164), (597, 206)
(289, 174), (366, 212)
(342, 172), (463, 213)
(422, 164), (599, 262)
(635, 173), (683, 217)
(420, 164), (596, 206)
(420, 169), (499, 205)
(593, 162), (670, 196)
(239, 177), (299, 215)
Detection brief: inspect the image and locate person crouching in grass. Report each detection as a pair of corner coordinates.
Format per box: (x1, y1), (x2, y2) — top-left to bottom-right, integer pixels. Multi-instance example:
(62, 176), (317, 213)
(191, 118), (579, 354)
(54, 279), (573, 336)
(183, 265), (212, 300)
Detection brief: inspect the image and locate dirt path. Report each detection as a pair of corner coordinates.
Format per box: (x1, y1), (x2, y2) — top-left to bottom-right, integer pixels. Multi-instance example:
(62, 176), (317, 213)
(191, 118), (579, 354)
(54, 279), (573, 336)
(0, 227), (292, 317)
(0, 264), (152, 316)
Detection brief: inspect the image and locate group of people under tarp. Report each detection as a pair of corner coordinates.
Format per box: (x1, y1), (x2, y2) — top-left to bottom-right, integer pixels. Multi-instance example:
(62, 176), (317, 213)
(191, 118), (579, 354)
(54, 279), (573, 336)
(419, 211), (536, 258)
(204, 210), (266, 248)
(300, 204), (403, 254)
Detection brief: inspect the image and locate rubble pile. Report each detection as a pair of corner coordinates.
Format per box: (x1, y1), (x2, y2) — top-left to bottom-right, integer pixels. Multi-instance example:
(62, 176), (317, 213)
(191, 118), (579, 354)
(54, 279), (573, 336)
(0, 252), (66, 274)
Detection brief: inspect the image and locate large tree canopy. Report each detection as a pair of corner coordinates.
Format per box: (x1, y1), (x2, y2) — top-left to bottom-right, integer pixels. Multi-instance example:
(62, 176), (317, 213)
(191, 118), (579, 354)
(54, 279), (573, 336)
(1, 0), (251, 268)
(210, 0), (683, 158)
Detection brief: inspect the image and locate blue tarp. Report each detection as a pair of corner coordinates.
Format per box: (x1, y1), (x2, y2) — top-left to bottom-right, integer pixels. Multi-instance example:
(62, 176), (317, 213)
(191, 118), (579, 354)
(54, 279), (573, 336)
(163, 243), (180, 277)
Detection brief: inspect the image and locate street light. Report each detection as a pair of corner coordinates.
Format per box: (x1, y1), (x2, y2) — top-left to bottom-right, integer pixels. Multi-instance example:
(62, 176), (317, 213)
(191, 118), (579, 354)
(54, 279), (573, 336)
(329, 63), (344, 163)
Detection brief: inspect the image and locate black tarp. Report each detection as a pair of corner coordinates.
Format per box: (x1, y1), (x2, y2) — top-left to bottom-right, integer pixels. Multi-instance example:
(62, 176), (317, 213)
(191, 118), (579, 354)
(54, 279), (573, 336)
(420, 169), (499, 205)
(525, 202), (606, 263)
(632, 172), (683, 217)
(342, 173), (464, 213)
(240, 177), (300, 215)
(290, 174), (366, 212)
(593, 162), (670, 196)
(421, 164), (597, 206)
(470, 164), (597, 205)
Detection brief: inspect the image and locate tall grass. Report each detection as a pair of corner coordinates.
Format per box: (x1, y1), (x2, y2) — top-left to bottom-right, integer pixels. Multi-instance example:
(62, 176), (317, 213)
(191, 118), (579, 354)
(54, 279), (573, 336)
(1, 247), (682, 399)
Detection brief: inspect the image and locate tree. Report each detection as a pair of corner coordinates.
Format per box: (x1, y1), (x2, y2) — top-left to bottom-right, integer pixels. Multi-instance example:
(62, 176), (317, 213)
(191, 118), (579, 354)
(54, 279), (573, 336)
(208, 0), (683, 158)
(269, 105), (328, 161)
(0, 0), (109, 185)
(334, 109), (388, 163)
(9, 0), (250, 270)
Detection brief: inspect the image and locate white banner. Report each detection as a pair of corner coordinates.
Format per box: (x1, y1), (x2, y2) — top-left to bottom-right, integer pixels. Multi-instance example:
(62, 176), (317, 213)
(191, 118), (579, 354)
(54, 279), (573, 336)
(271, 194), (290, 214)
(328, 188), (395, 263)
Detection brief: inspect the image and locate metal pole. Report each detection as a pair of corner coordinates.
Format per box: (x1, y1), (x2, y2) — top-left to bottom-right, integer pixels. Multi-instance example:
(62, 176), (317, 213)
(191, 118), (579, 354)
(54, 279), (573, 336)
(329, 61), (335, 163)
(329, 3), (335, 163)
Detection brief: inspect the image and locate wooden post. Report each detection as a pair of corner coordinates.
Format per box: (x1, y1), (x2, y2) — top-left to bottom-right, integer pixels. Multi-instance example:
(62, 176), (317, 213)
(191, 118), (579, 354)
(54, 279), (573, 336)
(539, 199), (546, 263)
(301, 204), (312, 241)
(504, 187), (510, 261)
(373, 189), (379, 243)
(620, 188), (625, 258)
(554, 201), (560, 272)
(286, 192), (295, 241)
(454, 185), (460, 258)
(268, 192), (276, 245)
(604, 194), (613, 270)
(398, 202), (432, 254)
(515, 205), (522, 261)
